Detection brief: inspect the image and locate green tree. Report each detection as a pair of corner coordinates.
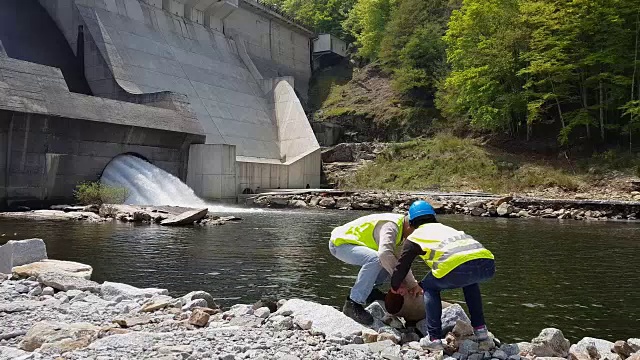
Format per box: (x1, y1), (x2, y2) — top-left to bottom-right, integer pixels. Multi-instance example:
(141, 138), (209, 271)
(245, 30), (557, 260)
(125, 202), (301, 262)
(437, 0), (528, 133)
(343, 0), (396, 59)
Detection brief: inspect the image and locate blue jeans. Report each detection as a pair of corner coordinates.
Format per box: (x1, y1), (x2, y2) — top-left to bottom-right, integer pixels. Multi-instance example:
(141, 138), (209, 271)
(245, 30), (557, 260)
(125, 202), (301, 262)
(329, 242), (389, 304)
(420, 258), (495, 339)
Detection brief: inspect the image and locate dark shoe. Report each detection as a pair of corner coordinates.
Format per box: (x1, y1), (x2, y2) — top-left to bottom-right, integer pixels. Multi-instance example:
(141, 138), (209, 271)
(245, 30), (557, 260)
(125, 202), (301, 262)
(342, 297), (374, 325)
(366, 288), (386, 303)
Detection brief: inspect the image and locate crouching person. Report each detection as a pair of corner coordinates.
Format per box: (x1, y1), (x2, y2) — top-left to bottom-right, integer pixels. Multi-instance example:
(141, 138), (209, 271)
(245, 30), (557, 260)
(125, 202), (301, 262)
(391, 201), (496, 349)
(329, 213), (423, 325)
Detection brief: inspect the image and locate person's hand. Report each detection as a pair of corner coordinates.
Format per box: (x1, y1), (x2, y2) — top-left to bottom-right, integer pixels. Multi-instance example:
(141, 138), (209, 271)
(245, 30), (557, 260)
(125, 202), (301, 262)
(407, 285), (423, 297)
(391, 286), (407, 296)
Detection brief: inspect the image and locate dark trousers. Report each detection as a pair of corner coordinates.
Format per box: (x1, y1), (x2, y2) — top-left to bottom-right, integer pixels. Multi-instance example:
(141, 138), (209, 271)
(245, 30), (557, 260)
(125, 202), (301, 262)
(420, 258), (496, 339)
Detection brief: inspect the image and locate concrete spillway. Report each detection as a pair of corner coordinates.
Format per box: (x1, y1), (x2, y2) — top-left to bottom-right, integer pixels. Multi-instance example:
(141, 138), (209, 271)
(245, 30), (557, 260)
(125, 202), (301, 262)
(101, 155), (206, 207)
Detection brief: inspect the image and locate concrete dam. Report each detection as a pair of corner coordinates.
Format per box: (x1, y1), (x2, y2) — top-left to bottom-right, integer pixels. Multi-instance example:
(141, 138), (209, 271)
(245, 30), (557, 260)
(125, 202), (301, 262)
(0, 0), (321, 209)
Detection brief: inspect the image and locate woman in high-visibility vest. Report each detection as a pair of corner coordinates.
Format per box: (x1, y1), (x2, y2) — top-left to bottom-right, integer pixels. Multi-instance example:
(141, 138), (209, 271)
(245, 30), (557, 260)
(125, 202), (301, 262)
(329, 213), (423, 325)
(390, 200), (496, 349)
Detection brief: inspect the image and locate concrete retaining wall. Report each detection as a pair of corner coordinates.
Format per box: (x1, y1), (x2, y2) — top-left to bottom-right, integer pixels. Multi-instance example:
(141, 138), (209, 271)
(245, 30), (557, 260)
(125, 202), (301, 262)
(187, 144), (237, 201)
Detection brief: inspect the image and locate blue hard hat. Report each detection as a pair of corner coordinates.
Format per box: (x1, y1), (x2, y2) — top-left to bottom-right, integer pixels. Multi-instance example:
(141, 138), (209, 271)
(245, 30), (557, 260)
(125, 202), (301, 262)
(408, 200), (436, 220)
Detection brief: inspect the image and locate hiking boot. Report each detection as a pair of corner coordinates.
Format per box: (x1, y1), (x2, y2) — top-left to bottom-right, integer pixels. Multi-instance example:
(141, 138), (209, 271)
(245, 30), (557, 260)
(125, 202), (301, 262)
(366, 288), (386, 303)
(420, 337), (444, 351)
(342, 297), (374, 325)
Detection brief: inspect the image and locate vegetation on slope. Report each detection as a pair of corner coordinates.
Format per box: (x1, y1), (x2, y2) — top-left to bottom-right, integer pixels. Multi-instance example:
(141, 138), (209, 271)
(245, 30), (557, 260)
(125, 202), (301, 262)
(345, 134), (640, 194)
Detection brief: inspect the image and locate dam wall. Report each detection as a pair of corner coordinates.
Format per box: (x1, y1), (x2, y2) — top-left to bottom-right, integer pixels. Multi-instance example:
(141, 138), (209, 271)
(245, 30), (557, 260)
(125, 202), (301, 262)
(39, 0), (320, 198)
(0, 42), (205, 209)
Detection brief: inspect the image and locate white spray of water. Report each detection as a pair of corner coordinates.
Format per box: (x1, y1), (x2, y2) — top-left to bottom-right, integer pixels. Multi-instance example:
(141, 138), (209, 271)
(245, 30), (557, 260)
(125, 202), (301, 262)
(101, 154), (207, 207)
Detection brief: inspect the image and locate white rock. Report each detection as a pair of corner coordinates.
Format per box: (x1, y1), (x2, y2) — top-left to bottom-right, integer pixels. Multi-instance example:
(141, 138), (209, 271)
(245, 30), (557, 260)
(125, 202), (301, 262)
(41, 287), (54, 296)
(181, 299), (208, 311)
(417, 303), (471, 336)
(254, 307), (271, 319)
(530, 328), (571, 358)
(180, 290), (216, 308)
(0, 345), (30, 359)
(100, 282), (168, 301)
(13, 259), (93, 279)
(570, 337), (621, 360)
(493, 350), (508, 360)
(365, 301), (387, 320)
(88, 332), (167, 351)
(37, 272), (100, 292)
(628, 339), (640, 352)
(274, 299), (367, 338)
(15, 283), (29, 294)
(293, 315), (312, 330)
(28, 286), (42, 296)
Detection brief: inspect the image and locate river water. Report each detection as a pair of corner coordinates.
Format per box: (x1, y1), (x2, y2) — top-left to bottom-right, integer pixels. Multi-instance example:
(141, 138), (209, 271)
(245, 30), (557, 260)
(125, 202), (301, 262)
(1, 209), (639, 343)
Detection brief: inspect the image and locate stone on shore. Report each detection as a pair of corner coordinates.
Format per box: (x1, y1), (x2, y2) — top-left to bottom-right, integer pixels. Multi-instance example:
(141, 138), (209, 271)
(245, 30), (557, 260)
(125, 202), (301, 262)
(19, 321), (100, 352)
(37, 272), (100, 292)
(497, 203), (514, 217)
(529, 328), (571, 357)
(7, 239), (48, 266)
(88, 332), (166, 351)
(189, 308), (210, 327)
(417, 304), (471, 337)
(140, 295), (174, 312)
(13, 259), (93, 279)
(570, 337), (622, 360)
(613, 341), (635, 359)
(274, 299), (367, 338)
(161, 208), (209, 226)
(0, 346), (30, 359)
(113, 315), (154, 328)
(181, 290), (217, 309)
(101, 281), (168, 300)
(629, 339), (640, 352)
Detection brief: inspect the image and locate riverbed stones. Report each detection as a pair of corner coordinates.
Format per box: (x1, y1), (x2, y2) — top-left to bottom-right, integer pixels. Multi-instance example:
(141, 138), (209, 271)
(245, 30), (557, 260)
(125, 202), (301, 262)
(37, 272), (100, 292)
(161, 208), (209, 226)
(140, 295), (174, 312)
(530, 328), (571, 358)
(418, 304), (471, 337)
(275, 299), (366, 338)
(254, 307), (271, 319)
(318, 198), (337, 208)
(101, 281), (168, 300)
(113, 315), (153, 328)
(497, 203), (514, 217)
(570, 337), (622, 360)
(628, 339), (640, 352)
(182, 298), (208, 311)
(13, 259), (93, 279)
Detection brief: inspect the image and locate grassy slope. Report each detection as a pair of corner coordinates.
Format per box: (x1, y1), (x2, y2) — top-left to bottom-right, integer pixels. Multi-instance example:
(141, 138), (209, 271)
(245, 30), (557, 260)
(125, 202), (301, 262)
(345, 134), (640, 196)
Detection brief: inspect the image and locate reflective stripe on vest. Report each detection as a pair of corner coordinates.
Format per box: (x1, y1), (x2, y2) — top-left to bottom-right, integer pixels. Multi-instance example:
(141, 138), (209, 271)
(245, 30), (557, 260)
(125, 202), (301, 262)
(330, 213), (405, 250)
(407, 223), (494, 278)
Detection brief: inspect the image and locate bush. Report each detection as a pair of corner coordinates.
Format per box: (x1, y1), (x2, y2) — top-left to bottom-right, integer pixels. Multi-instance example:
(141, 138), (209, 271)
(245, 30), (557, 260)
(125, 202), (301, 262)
(74, 181), (129, 205)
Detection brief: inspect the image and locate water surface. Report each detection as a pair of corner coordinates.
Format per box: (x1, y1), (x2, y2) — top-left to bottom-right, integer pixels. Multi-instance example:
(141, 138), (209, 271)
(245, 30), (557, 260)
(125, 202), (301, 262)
(1, 210), (638, 342)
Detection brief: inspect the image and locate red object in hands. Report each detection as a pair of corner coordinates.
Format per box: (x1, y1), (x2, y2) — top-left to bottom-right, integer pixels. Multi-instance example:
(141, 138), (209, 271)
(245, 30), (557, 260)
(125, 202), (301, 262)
(385, 291), (404, 315)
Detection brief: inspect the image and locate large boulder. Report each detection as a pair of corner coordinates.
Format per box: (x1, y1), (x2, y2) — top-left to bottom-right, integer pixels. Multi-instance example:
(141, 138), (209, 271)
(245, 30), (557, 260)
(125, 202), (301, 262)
(19, 321), (100, 352)
(628, 339), (640, 352)
(13, 259), (93, 279)
(322, 143), (356, 163)
(161, 208), (208, 226)
(37, 272), (100, 292)
(570, 337), (622, 360)
(497, 203), (514, 217)
(274, 299), (367, 338)
(529, 328), (571, 358)
(101, 281), (168, 301)
(7, 239), (47, 266)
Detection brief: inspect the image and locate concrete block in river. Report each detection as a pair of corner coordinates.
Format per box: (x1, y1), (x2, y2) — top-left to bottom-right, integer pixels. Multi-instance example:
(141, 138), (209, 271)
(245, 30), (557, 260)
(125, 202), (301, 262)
(7, 239), (47, 266)
(161, 208), (209, 226)
(0, 242), (13, 274)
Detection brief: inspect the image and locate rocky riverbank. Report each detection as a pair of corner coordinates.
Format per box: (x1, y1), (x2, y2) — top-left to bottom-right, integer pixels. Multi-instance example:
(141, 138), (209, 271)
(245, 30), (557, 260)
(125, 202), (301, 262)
(1, 239), (639, 360)
(247, 190), (640, 221)
(0, 204), (241, 227)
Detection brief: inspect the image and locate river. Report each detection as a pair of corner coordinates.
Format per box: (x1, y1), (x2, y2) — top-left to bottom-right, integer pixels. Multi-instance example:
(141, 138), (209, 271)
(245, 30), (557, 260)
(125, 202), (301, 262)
(1, 209), (639, 343)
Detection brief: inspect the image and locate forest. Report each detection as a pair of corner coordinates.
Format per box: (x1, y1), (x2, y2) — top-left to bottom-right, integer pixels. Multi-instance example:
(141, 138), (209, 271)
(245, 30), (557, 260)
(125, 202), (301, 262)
(265, 0), (640, 150)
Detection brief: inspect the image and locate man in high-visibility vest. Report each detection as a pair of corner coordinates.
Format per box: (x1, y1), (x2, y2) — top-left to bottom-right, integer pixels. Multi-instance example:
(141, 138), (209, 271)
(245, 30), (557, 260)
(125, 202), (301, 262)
(329, 213), (424, 325)
(391, 200), (496, 349)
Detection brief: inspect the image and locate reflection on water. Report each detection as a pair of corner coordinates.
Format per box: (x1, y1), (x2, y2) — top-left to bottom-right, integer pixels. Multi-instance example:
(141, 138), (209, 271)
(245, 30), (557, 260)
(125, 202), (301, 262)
(1, 211), (639, 342)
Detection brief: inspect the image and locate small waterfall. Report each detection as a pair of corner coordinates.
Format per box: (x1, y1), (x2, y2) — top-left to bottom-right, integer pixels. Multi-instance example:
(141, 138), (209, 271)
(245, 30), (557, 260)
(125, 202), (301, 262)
(101, 154), (207, 207)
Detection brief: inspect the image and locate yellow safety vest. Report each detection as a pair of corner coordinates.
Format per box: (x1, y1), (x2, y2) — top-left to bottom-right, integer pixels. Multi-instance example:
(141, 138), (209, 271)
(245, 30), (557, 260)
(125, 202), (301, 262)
(407, 223), (494, 278)
(330, 213), (405, 250)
